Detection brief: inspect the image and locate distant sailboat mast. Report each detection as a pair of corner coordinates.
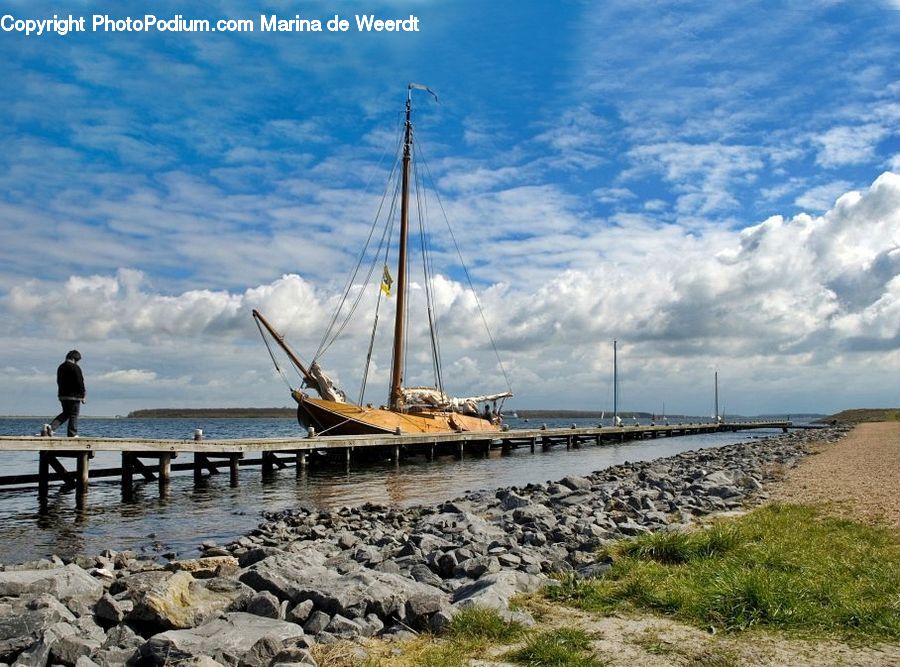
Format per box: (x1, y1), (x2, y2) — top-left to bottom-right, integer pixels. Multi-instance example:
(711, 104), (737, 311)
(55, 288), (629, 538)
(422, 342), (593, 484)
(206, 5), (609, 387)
(613, 340), (618, 425)
(714, 370), (720, 423)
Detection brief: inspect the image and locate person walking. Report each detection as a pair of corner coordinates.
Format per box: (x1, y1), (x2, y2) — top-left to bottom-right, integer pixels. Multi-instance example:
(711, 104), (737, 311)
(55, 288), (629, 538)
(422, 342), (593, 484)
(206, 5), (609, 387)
(42, 350), (86, 437)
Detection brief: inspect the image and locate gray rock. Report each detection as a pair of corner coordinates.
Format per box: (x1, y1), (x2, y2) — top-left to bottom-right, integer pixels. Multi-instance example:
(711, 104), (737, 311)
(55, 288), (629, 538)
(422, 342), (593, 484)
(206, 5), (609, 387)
(451, 571), (544, 612)
(9, 620), (74, 667)
(240, 554), (447, 625)
(140, 612), (304, 666)
(102, 623), (143, 651)
(286, 600), (314, 624)
(302, 611), (330, 635)
(49, 634), (102, 666)
(324, 614), (360, 638)
(75, 657), (102, 667)
(559, 475), (591, 491)
(246, 591), (282, 619)
(0, 565), (103, 607)
(0, 596), (75, 663)
(93, 593), (129, 625)
(498, 491), (532, 510)
(127, 570), (249, 630)
(460, 555), (501, 579)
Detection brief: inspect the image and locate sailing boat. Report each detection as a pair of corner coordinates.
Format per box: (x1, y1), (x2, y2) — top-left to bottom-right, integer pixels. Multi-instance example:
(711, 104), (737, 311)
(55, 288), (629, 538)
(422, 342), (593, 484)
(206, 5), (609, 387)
(253, 85), (512, 436)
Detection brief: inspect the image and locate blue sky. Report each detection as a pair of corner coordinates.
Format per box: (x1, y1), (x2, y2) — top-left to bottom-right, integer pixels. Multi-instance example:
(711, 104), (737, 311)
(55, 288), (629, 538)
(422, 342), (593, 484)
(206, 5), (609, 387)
(1, 0), (899, 417)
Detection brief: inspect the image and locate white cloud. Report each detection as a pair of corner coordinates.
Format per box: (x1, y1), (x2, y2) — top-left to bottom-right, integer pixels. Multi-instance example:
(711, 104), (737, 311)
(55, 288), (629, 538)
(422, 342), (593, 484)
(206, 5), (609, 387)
(794, 180), (853, 211)
(813, 125), (888, 167)
(3, 173), (898, 416)
(99, 369), (158, 384)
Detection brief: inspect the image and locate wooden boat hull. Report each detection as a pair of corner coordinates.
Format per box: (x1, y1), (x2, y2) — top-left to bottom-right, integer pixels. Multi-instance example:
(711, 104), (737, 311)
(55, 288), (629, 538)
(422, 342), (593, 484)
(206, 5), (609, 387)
(295, 395), (500, 436)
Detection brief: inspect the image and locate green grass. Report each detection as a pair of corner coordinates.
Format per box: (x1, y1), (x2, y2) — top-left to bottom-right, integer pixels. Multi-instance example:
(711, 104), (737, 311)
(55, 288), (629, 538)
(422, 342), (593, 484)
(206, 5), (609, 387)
(505, 628), (606, 667)
(402, 607), (526, 667)
(546, 504), (900, 641)
(446, 605), (526, 642)
(824, 408), (900, 423)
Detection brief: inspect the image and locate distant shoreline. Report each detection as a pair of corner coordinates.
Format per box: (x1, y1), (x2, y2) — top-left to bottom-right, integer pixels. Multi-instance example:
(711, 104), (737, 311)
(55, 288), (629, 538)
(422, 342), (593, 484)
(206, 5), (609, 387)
(126, 407), (296, 419)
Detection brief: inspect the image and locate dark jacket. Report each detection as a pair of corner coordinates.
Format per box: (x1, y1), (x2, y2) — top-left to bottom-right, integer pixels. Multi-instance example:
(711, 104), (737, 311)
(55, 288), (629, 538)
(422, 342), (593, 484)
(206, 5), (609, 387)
(57, 360), (86, 400)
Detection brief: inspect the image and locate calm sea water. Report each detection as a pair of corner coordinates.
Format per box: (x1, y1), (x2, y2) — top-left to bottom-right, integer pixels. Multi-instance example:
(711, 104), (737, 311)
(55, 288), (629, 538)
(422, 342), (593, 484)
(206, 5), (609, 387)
(0, 416), (788, 564)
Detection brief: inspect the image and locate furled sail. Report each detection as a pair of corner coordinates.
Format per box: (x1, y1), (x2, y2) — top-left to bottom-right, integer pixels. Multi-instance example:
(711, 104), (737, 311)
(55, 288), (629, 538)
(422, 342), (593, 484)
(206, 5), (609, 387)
(400, 386), (512, 412)
(305, 361), (347, 403)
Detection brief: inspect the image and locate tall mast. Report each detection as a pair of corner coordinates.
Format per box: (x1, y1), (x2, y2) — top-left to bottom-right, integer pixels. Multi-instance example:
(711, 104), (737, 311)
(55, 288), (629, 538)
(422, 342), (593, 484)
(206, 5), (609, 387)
(613, 340), (618, 423)
(389, 88), (414, 410)
(714, 370), (719, 422)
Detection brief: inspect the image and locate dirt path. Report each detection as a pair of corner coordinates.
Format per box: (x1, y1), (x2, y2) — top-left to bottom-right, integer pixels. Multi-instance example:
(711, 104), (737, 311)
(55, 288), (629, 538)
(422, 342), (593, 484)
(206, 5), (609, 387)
(768, 420), (900, 528)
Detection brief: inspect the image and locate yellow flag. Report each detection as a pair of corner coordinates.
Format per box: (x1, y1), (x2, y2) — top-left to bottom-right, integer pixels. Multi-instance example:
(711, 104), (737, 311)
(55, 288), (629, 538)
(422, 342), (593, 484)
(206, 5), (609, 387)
(381, 264), (393, 296)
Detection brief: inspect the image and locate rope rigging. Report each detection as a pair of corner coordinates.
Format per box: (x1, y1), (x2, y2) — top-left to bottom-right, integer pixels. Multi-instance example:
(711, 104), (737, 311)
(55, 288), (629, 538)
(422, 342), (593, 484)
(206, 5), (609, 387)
(257, 90), (514, 411)
(415, 140), (514, 396)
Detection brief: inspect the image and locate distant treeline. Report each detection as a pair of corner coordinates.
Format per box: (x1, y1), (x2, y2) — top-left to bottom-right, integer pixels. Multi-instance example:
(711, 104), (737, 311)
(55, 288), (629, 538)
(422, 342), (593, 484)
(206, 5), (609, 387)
(127, 407), (295, 419)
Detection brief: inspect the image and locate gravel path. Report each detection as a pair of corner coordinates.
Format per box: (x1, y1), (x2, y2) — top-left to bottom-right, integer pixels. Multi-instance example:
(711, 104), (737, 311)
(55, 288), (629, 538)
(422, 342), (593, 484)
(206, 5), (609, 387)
(768, 421), (900, 529)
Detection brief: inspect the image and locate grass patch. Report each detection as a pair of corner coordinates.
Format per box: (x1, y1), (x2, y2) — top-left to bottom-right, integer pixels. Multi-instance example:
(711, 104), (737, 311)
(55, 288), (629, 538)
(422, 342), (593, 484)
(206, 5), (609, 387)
(823, 408), (900, 423)
(446, 605), (526, 643)
(546, 504), (900, 641)
(505, 627), (606, 667)
(386, 607), (525, 667)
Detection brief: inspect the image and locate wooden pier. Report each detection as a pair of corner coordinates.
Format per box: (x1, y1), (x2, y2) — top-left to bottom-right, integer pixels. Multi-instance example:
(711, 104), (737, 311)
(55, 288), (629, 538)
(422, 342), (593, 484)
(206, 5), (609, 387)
(0, 421), (790, 502)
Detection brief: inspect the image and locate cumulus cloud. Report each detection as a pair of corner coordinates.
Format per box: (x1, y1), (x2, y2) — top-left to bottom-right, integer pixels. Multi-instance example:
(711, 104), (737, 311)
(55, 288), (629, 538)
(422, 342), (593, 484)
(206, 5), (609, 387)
(3, 173), (898, 416)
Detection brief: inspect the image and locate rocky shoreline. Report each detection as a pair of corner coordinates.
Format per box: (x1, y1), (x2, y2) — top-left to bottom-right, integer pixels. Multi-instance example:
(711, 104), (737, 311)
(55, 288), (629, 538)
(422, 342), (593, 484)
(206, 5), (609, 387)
(0, 426), (847, 666)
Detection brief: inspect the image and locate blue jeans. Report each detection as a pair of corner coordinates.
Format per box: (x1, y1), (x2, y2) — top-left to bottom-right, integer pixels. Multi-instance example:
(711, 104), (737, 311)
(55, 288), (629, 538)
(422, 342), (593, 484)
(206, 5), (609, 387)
(50, 399), (81, 437)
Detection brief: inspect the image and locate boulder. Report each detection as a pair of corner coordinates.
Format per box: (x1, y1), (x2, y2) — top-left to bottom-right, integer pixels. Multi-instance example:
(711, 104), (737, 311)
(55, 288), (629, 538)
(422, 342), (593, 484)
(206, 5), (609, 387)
(167, 556), (240, 578)
(128, 571), (252, 629)
(451, 571), (544, 612)
(0, 565), (103, 607)
(0, 595), (75, 663)
(8, 620), (74, 667)
(240, 554), (448, 625)
(139, 612), (304, 666)
(246, 591), (282, 619)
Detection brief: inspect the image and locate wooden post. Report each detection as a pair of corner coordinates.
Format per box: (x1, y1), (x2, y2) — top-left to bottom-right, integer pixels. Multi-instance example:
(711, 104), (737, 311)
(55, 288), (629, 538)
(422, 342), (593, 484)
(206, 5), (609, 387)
(296, 452), (305, 476)
(230, 454), (240, 486)
(428, 443), (435, 461)
(159, 453), (171, 495)
(194, 453), (205, 483)
(38, 450), (49, 502)
(122, 452), (134, 499)
(345, 447), (351, 470)
(458, 441), (464, 460)
(262, 452), (272, 476)
(76, 452), (89, 496)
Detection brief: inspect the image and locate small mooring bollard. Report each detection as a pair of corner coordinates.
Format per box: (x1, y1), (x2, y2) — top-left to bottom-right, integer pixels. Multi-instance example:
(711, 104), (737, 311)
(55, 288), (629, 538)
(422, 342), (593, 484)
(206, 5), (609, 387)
(307, 426), (316, 438)
(194, 429), (203, 442)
